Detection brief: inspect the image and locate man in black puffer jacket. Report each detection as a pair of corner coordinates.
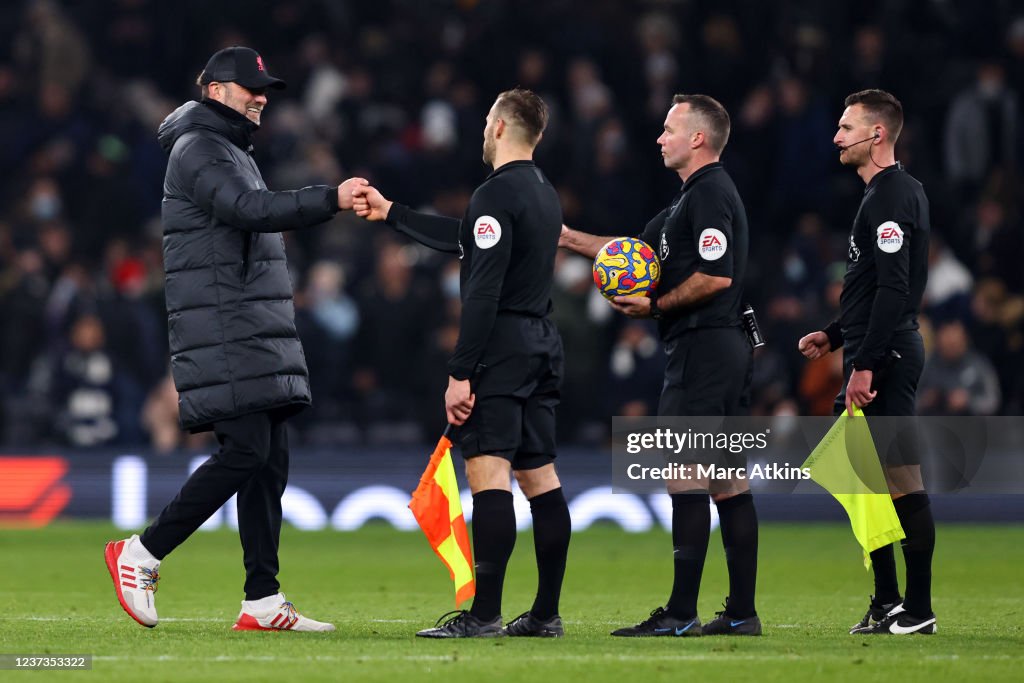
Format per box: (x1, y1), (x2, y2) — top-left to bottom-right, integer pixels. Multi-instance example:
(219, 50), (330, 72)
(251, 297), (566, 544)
(104, 46), (367, 632)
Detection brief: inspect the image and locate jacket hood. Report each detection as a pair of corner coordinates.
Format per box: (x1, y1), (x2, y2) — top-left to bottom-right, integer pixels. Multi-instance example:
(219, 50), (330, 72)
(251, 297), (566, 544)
(158, 100), (257, 154)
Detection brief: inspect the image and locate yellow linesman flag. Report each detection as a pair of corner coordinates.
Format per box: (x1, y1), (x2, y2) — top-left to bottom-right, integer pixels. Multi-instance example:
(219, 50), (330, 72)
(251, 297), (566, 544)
(409, 434), (476, 606)
(802, 407), (905, 569)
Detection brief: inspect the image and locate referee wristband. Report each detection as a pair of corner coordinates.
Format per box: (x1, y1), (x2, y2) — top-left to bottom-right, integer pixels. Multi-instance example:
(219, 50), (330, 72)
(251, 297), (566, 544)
(649, 297), (663, 320)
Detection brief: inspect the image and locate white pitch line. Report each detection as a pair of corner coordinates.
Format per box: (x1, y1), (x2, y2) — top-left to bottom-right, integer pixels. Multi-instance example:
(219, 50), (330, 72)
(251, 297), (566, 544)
(90, 655), (1024, 663)
(0, 617), (824, 630)
(88, 653), (1022, 664)
(368, 619), (418, 623)
(0, 616), (429, 628)
(90, 654), (809, 663)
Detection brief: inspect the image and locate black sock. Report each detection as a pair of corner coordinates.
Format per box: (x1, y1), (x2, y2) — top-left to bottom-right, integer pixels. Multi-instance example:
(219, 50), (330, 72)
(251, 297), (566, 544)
(468, 489), (516, 622)
(716, 492), (758, 618)
(869, 544), (901, 605)
(894, 492), (935, 618)
(665, 492), (710, 620)
(527, 488), (571, 620)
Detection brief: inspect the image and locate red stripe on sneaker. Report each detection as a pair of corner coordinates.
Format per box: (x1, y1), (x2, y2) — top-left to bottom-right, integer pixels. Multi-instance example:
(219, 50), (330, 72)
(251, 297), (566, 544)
(122, 582), (137, 589)
(120, 565), (134, 571)
(105, 541), (155, 628)
(121, 573), (134, 579)
(270, 614), (283, 627)
(233, 613), (275, 631)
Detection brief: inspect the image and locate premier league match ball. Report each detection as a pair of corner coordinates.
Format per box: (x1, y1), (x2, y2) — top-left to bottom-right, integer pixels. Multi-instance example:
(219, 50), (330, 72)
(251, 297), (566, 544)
(592, 238), (661, 299)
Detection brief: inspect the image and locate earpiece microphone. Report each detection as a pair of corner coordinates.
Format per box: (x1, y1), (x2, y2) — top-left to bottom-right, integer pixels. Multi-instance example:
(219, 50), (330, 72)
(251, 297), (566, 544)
(838, 130), (893, 170)
(836, 131), (878, 151)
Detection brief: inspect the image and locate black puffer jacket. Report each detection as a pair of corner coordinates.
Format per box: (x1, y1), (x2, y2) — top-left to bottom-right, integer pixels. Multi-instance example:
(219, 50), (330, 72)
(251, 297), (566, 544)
(157, 99), (338, 431)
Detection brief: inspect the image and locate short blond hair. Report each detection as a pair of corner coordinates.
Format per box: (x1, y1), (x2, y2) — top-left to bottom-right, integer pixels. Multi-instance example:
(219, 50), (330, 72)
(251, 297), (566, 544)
(494, 88), (548, 145)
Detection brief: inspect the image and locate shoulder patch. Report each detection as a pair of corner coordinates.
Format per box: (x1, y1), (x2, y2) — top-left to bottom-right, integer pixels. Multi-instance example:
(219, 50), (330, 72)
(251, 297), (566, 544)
(473, 215), (502, 249)
(876, 221), (904, 253)
(698, 228), (727, 261)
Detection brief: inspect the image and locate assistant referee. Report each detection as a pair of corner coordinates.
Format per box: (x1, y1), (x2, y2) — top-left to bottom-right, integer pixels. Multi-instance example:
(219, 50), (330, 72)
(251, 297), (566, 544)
(354, 89), (570, 639)
(799, 89), (935, 635)
(561, 94), (760, 637)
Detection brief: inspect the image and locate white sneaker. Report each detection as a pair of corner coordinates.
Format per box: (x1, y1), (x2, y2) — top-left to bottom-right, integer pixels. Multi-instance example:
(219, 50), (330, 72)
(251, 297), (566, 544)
(104, 535), (160, 627)
(232, 593), (335, 632)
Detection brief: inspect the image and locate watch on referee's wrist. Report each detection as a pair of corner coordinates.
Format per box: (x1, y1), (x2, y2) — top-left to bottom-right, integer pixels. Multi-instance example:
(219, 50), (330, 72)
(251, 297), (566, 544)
(649, 296), (663, 320)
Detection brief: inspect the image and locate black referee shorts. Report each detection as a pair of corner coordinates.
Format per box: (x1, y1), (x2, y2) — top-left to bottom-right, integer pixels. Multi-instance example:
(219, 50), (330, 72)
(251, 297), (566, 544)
(658, 326), (752, 418)
(834, 329), (925, 466)
(458, 314), (563, 471)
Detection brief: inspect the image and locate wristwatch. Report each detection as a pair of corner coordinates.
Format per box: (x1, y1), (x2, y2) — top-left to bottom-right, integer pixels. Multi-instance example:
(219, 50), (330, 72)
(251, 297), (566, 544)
(649, 296), (663, 320)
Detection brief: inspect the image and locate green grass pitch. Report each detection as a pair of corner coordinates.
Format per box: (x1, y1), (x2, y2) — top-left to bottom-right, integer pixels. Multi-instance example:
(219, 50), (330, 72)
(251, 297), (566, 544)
(1, 522), (1021, 681)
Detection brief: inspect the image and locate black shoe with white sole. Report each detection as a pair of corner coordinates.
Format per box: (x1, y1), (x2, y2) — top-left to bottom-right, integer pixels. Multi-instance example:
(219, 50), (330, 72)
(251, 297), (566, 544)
(850, 595), (903, 634)
(858, 610), (936, 635)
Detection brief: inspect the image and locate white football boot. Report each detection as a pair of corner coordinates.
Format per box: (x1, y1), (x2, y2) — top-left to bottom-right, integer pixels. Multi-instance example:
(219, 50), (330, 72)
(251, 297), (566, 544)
(104, 534), (160, 627)
(232, 593), (335, 632)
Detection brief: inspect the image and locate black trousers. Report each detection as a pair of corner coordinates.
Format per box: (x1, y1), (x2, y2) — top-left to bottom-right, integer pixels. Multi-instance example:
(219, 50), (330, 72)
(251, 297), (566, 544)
(140, 411), (289, 600)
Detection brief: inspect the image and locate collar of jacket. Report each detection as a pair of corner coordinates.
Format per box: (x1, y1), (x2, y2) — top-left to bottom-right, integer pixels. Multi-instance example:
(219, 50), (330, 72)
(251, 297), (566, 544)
(864, 161), (904, 193)
(486, 159), (536, 180)
(200, 98), (258, 153)
(681, 161), (723, 192)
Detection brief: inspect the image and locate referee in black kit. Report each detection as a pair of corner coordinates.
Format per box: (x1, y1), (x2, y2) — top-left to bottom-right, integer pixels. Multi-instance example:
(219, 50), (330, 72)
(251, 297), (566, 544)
(799, 89), (936, 635)
(354, 89), (570, 638)
(561, 94), (760, 637)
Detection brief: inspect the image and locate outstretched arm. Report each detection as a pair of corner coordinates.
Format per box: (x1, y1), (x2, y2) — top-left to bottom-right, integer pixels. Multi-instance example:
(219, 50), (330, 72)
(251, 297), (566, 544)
(184, 136), (364, 232)
(559, 224), (617, 259)
(354, 184), (461, 254)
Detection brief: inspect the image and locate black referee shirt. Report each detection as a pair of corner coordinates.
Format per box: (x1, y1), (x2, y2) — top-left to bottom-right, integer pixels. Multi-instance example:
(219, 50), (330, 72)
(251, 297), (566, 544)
(824, 163), (930, 371)
(386, 160), (562, 380)
(639, 162), (749, 341)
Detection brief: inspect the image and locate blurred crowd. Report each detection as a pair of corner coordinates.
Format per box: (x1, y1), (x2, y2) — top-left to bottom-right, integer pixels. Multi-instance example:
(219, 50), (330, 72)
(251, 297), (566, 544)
(0, 0), (1021, 451)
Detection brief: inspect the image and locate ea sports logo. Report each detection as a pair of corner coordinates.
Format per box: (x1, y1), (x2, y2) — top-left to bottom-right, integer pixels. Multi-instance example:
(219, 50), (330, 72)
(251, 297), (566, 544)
(876, 221), (904, 253)
(698, 228), (727, 261)
(473, 215), (502, 249)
